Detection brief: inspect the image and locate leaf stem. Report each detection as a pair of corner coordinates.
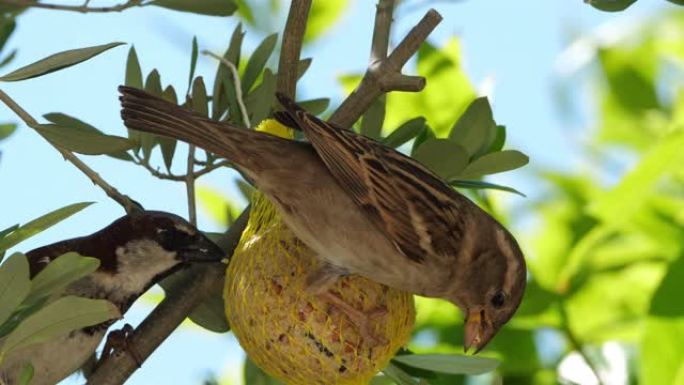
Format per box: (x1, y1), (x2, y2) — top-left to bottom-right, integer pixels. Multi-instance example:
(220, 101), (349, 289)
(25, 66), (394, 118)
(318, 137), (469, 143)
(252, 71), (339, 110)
(0, 89), (140, 214)
(201, 50), (251, 128)
(0, 0), (146, 13)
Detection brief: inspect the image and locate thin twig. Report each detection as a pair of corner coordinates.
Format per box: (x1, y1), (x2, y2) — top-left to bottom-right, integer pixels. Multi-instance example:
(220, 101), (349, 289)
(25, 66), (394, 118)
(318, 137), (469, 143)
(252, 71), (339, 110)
(329, 6), (442, 128)
(133, 156), (230, 181)
(0, 0), (146, 13)
(0, 89), (140, 214)
(560, 304), (605, 385)
(202, 50), (251, 128)
(186, 145), (197, 226)
(277, 0), (312, 98)
(86, 208), (250, 385)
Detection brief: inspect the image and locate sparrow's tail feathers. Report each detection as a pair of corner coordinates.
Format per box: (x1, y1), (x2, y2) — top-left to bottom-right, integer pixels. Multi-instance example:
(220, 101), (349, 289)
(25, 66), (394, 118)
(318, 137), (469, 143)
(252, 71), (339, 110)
(119, 86), (283, 171)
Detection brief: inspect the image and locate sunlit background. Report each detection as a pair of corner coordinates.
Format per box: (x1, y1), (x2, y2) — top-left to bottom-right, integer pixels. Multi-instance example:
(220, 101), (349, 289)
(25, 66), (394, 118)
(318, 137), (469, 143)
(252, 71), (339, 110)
(1, 0), (682, 384)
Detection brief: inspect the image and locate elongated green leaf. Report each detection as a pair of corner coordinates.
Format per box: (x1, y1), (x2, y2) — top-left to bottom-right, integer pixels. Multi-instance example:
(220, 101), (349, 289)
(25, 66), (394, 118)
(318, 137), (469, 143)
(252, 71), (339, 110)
(188, 36), (198, 92)
(26, 252), (100, 304)
(383, 117), (426, 148)
(0, 17), (16, 52)
(236, 179), (255, 202)
(43, 113), (133, 161)
(0, 123), (16, 141)
(125, 46), (143, 89)
(0, 202), (93, 253)
(489, 125), (506, 153)
(298, 98), (330, 115)
(242, 33), (277, 94)
(17, 363), (33, 385)
(159, 85), (178, 171)
(0, 253), (31, 327)
(151, 0), (237, 16)
(588, 0), (638, 12)
(245, 69), (276, 126)
(449, 179), (526, 196)
(188, 294), (229, 333)
(35, 124), (136, 156)
(393, 354), (500, 375)
(449, 97), (496, 157)
(0, 42), (124, 82)
(413, 138), (469, 180)
(382, 362), (421, 385)
(0, 49), (17, 68)
(212, 24), (244, 120)
(192, 76), (209, 116)
(410, 125), (435, 156)
(0, 296), (119, 357)
(361, 95), (386, 140)
(245, 357), (284, 384)
(0, 224), (18, 241)
(139, 69), (164, 159)
(458, 150), (529, 179)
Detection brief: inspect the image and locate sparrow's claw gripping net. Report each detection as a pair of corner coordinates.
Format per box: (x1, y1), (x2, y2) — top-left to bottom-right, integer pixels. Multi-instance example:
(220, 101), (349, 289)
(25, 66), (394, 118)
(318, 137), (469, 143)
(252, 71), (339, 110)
(223, 120), (416, 385)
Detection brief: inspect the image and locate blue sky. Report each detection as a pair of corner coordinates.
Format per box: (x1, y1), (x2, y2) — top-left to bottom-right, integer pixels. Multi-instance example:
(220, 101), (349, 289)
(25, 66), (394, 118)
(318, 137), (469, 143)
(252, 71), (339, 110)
(0, 0), (669, 383)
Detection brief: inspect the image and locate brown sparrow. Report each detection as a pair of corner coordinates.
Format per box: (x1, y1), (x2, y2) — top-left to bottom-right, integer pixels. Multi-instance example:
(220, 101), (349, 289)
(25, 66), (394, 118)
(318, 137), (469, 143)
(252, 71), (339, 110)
(119, 86), (527, 353)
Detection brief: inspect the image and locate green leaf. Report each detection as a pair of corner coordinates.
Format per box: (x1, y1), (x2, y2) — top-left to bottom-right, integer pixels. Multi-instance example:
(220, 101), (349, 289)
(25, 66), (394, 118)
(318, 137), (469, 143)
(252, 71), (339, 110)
(449, 97), (496, 157)
(587, 0), (638, 12)
(393, 354), (500, 376)
(410, 125), (435, 156)
(0, 49), (17, 69)
(297, 98), (330, 115)
(0, 296), (119, 357)
(0, 224), (18, 241)
(35, 124), (136, 156)
(489, 125), (506, 153)
(449, 179), (526, 196)
(297, 58), (312, 80)
(304, 0), (349, 42)
(361, 95), (386, 140)
(236, 179), (255, 202)
(0, 202), (93, 253)
(43, 113), (133, 161)
(151, 0), (237, 16)
(0, 253), (31, 327)
(413, 138), (469, 180)
(25, 252), (100, 304)
(159, 85), (179, 171)
(383, 117), (426, 148)
(212, 23), (244, 120)
(0, 123), (16, 141)
(458, 150), (529, 179)
(245, 68), (276, 126)
(0, 42), (124, 82)
(188, 294), (229, 333)
(191, 76), (209, 117)
(667, 0), (684, 5)
(144, 69), (163, 96)
(244, 356), (284, 385)
(188, 36), (199, 93)
(235, 0), (255, 25)
(125, 46), (143, 88)
(0, 17), (16, 52)
(589, 131), (684, 224)
(242, 33), (277, 94)
(382, 362), (421, 385)
(641, 256), (684, 385)
(17, 362), (33, 385)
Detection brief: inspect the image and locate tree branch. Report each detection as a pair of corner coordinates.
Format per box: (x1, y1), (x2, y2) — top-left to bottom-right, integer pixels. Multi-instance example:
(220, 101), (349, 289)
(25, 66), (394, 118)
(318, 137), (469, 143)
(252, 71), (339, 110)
(0, 0), (146, 13)
(133, 155), (231, 181)
(0, 89), (140, 214)
(329, 6), (442, 128)
(277, 0), (312, 99)
(87, 208), (250, 385)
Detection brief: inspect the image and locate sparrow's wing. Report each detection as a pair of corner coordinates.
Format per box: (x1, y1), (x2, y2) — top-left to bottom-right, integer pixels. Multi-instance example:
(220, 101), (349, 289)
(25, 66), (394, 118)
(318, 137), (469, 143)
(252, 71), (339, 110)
(275, 94), (467, 263)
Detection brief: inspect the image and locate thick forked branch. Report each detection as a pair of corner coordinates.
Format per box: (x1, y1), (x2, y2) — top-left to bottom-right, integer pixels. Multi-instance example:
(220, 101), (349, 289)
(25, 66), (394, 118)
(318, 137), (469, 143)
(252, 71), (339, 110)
(0, 89), (140, 214)
(330, 5), (442, 128)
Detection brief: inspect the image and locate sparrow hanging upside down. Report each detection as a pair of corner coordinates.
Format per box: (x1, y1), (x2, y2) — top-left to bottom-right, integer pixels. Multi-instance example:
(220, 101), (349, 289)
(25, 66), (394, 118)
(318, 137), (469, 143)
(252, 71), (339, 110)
(0, 211), (224, 385)
(119, 86), (527, 353)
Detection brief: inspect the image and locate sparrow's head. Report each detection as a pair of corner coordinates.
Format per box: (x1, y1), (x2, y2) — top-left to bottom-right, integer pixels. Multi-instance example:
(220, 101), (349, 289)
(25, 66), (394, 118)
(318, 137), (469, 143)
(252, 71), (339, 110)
(451, 224), (527, 354)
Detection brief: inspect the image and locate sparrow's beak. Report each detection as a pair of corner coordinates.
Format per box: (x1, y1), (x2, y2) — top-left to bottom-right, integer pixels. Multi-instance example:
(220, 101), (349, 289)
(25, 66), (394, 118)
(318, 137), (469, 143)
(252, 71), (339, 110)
(463, 308), (495, 354)
(178, 234), (225, 263)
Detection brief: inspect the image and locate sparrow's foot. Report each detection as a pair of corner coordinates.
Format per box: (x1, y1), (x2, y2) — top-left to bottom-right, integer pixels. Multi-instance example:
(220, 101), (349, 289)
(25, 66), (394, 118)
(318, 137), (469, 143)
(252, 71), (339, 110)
(99, 324), (143, 368)
(318, 290), (389, 347)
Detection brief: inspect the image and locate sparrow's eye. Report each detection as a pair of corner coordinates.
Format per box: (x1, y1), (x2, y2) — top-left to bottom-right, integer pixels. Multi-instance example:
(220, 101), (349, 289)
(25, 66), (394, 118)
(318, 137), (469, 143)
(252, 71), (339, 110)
(491, 291), (506, 308)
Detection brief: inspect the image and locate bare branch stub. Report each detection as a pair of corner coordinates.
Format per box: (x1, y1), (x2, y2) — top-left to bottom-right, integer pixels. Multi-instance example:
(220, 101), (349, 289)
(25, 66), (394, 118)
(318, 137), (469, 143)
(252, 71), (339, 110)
(330, 7), (443, 128)
(0, 0), (144, 13)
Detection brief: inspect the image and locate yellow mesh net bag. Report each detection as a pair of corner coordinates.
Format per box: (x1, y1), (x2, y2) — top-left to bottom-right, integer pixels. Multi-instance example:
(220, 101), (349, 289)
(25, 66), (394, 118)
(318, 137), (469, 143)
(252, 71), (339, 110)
(224, 119), (416, 385)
